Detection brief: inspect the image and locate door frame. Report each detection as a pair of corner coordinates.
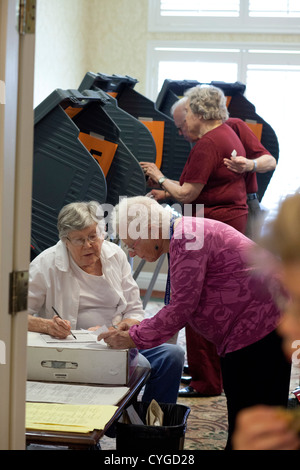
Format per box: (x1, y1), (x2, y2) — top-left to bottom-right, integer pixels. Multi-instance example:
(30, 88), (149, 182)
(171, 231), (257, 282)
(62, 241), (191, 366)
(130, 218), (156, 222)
(0, 0), (35, 449)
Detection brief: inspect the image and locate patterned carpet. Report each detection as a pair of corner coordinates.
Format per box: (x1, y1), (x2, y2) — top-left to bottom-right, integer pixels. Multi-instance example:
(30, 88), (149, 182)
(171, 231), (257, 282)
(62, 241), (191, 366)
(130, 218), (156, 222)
(100, 298), (300, 451)
(177, 394), (228, 450)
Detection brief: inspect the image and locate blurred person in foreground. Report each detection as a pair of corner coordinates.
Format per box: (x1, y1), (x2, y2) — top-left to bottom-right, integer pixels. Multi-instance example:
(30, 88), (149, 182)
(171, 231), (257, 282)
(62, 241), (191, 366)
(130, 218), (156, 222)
(233, 192), (300, 450)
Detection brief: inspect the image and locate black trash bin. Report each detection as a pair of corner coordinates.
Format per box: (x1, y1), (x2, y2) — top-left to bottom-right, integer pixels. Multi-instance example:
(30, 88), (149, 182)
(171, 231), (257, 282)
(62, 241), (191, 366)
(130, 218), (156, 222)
(116, 402), (190, 451)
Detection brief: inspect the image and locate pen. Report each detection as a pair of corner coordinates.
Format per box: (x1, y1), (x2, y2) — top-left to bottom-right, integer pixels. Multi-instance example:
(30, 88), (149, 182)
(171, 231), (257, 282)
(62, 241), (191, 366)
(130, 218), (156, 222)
(51, 306), (77, 339)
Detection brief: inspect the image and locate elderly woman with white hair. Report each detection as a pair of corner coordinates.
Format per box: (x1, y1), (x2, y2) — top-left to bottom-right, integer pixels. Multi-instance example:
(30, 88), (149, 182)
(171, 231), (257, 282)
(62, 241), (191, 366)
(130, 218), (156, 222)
(140, 85), (250, 402)
(27, 201), (185, 404)
(99, 196), (291, 450)
(141, 84), (248, 234)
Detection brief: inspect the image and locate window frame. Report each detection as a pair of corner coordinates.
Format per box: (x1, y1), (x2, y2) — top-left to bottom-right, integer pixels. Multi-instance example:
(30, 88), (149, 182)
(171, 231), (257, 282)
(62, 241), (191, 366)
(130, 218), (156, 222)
(146, 40), (300, 100)
(148, 0), (300, 33)
(146, 39), (300, 210)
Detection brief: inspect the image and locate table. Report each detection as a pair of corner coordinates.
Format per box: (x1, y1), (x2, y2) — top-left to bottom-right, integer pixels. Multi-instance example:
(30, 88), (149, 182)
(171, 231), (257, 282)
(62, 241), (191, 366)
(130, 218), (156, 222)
(26, 366), (151, 450)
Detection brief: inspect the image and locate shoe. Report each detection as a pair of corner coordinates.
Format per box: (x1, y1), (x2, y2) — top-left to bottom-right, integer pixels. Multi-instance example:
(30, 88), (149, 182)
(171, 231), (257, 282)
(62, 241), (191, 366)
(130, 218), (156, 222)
(183, 365), (190, 375)
(180, 375), (192, 385)
(178, 385), (211, 398)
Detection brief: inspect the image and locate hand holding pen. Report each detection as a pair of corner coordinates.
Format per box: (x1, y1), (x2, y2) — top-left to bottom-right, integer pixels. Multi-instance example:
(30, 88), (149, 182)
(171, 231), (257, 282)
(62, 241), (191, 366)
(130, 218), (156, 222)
(51, 306), (77, 339)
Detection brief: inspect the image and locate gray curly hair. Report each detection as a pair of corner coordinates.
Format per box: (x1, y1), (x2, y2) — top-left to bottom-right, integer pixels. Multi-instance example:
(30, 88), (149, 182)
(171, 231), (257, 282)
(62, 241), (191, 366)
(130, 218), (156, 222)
(185, 85), (229, 122)
(57, 201), (106, 239)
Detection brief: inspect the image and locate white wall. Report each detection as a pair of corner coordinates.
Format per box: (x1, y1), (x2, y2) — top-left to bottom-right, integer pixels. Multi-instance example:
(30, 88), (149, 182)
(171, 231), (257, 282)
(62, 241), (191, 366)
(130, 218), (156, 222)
(34, 0), (150, 106)
(34, 0), (91, 106)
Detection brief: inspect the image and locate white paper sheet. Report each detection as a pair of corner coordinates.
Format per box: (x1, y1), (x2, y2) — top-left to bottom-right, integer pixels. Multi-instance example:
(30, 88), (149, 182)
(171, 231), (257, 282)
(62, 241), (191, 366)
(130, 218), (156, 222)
(40, 326), (109, 347)
(26, 381), (130, 406)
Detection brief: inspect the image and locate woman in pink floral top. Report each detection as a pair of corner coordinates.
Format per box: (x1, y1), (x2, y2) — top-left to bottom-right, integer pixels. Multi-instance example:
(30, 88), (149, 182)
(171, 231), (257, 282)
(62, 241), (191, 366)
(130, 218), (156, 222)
(100, 196), (291, 449)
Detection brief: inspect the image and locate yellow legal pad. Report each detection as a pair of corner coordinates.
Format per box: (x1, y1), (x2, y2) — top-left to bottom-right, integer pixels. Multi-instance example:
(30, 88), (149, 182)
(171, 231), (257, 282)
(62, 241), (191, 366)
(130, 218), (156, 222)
(26, 403), (118, 433)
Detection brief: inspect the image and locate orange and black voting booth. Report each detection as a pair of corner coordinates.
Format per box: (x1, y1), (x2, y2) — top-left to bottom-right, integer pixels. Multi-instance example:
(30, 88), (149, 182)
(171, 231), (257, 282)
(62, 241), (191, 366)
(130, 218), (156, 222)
(31, 87), (156, 258)
(78, 72), (192, 184)
(31, 74), (279, 268)
(31, 73), (190, 259)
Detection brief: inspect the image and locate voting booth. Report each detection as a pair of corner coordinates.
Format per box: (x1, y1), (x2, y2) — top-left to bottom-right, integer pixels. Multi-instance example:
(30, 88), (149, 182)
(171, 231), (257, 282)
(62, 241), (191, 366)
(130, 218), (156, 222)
(32, 87), (148, 255)
(79, 72), (192, 183)
(79, 72), (157, 167)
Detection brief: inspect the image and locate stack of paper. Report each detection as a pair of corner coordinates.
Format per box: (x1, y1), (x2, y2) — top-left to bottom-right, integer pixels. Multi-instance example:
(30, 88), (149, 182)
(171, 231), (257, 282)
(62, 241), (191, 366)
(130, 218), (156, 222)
(26, 381), (130, 406)
(26, 381), (130, 434)
(26, 403), (118, 433)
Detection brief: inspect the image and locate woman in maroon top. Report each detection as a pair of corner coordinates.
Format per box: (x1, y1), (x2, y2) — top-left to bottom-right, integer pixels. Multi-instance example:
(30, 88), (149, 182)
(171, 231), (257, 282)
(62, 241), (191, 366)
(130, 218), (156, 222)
(141, 85), (248, 234)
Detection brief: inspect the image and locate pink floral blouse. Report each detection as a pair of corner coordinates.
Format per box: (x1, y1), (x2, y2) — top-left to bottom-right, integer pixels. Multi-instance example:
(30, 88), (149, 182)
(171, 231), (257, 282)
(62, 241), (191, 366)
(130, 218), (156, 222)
(129, 217), (282, 357)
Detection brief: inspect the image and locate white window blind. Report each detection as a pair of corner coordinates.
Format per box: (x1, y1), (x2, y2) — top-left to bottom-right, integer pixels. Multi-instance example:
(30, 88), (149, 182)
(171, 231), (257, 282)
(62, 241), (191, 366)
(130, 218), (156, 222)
(249, 0), (300, 17)
(160, 0), (240, 17)
(148, 0), (300, 32)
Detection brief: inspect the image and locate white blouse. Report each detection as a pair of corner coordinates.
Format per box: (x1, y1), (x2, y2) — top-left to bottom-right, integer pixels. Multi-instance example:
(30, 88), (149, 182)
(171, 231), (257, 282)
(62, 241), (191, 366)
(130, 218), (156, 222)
(28, 240), (145, 330)
(70, 256), (121, 329)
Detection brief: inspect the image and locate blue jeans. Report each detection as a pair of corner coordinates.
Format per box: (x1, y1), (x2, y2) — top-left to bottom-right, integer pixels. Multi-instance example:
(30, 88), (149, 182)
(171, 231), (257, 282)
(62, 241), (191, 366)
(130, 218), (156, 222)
(139, 344), (185, 404)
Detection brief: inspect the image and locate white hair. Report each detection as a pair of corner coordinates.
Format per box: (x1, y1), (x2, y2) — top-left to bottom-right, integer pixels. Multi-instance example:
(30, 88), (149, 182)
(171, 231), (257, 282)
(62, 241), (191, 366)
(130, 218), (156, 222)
(112, 196), (173, 240)
(170, 96), (188, 116)
(57, 201), (107, 239)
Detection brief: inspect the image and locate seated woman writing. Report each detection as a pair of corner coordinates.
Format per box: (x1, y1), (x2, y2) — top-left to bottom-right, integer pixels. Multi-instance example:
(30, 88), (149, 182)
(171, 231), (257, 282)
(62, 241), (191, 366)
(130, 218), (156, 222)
(28, 201), (184, 404)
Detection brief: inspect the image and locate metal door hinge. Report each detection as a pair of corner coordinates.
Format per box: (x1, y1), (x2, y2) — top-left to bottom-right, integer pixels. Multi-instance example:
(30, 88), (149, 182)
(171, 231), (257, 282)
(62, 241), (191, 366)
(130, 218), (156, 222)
(18, 0), (36, 35)
(9, 271), (29, 315)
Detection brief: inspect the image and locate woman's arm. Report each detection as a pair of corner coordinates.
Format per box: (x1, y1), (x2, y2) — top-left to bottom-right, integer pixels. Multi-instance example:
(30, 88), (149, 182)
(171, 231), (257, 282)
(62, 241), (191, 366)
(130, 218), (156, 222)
(100, 222), (209, 350)
(224, 154), (277, 174)
(140, 161), (204, 204)
(161, 179), (204, 204)
(28, 314), (71, 338)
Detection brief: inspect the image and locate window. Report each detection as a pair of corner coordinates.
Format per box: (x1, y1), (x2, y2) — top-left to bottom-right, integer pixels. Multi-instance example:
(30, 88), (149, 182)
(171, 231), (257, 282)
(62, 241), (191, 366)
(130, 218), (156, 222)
(146, 41), (300, 210)
(246, 62), (300, 211)
(160, 1), (240, 17)
(249, 1), (300, 17)
(148, 0), (300, 33)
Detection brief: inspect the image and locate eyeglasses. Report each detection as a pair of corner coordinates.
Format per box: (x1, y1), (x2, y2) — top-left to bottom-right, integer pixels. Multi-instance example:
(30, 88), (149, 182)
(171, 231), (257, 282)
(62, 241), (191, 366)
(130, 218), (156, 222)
(66, 233), (99, 247)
